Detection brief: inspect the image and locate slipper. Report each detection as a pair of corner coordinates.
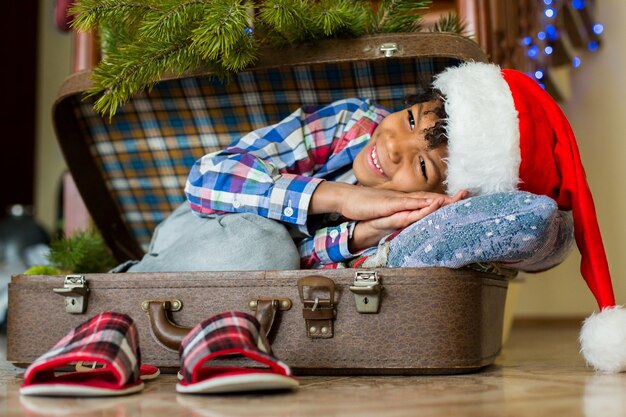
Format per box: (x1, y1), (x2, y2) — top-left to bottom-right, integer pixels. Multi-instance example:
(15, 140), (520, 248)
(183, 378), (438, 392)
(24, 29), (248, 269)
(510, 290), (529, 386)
(176, 311), (299, 394)
(74, 361), (160, 381)
(20, 312), (145, 397)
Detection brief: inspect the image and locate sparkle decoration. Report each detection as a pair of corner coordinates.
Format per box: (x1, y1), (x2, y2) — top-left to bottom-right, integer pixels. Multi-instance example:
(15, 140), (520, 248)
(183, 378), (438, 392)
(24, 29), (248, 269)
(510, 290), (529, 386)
(519, 0), (602, 93)
(592, 23), (604, 35)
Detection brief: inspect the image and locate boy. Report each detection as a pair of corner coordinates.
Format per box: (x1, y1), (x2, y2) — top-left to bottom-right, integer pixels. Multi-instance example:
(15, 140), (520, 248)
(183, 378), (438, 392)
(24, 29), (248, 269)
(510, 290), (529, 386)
(183, 93), (465, 269)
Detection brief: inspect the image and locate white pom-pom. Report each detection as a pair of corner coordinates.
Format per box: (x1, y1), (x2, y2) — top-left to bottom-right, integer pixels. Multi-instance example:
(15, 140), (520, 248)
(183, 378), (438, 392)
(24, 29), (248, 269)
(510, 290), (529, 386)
(580, 305), (626, 372)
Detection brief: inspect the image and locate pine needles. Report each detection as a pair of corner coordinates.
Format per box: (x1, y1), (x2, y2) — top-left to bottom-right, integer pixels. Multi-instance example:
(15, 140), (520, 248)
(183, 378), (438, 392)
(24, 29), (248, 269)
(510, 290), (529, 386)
(47, 229), (117, 274)
(23, 229), (117, 275)
(70, 0), (466, 118)
(369, 0), (430, 33)
(431, 11), (468, 35)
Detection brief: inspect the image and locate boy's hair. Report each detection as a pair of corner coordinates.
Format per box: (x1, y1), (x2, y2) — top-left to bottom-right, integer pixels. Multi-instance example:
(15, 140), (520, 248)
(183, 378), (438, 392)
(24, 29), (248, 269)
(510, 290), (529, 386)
(403, 88), (447, 150)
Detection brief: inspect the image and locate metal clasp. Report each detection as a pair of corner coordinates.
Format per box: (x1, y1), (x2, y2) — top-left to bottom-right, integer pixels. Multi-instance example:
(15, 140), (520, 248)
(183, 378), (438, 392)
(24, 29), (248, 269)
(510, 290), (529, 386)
(53, 275), (89, 314)
(297, 276), (336, 338)
(349, 270), (383, 313)
(379, 42), (399, 57)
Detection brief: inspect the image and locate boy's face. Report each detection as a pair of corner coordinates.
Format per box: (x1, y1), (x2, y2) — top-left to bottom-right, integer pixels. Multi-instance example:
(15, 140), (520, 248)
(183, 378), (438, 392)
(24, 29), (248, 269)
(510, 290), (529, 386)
(353, 99), (448, 193)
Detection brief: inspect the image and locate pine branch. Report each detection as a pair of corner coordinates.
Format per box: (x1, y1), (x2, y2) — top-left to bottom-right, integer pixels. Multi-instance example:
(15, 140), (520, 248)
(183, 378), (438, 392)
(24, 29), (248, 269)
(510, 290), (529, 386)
(47, 229), (116, 274)
(431, 11), (468, 35)
(88, 36), (206, 118)
(190, 0), (254, 62)
(72, 0), (442, 117)
(310, 0), (367, 38)
(370, 0), (431, 33)
(257, 0), (311, 45)
(100, 18), (137, 57)
(69, 0), (160, 32)
(139, 0), (211, 42)
(220, 32), (258, 71)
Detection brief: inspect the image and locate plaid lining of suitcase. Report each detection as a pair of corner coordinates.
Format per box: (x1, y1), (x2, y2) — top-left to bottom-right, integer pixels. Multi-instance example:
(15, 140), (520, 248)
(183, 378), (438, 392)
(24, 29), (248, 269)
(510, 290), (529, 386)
(73, 57), (461, 250)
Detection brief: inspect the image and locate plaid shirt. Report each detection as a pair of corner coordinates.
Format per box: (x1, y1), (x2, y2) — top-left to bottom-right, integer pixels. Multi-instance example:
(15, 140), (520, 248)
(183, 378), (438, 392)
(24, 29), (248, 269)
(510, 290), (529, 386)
(185, 98), (389, 268)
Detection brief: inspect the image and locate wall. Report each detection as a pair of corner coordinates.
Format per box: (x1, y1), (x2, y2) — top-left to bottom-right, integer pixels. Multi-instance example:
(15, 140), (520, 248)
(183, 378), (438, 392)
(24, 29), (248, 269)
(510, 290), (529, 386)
(516, 0), (626, 316)
(34, 0), (72, 234)
(32, 0), (623, 317)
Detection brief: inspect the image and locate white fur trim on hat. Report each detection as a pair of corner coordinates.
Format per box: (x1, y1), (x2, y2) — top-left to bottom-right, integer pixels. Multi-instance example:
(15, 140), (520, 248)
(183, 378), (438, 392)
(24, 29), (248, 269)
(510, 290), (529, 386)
(580, 305), (626, 372)
(432, 62), (521, 196)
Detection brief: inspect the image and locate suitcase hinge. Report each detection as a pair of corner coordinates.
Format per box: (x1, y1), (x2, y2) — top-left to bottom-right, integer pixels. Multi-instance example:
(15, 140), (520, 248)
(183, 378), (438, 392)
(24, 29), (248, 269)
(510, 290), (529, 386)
(297, 276), (336, 339)
(53, 275), (90, 314)
(350, 270), (383, 314)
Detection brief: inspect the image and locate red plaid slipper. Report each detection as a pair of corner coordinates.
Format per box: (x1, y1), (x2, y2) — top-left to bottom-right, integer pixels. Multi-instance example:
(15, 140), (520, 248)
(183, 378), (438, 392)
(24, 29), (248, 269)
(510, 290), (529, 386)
(20, 312), (149, 397)
(74, 362), (160, 381)
(177, 311), (299, 394)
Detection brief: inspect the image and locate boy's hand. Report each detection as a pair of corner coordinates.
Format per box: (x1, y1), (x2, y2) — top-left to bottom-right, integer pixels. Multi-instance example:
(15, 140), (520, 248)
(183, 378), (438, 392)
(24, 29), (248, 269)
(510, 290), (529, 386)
(310, 181), (467, 221)
(348, 198), (446, 253)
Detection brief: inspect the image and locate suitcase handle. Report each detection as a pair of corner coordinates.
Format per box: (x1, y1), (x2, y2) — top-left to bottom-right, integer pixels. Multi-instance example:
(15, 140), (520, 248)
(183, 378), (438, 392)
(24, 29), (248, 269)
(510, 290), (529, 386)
(143, 298), (283, 351)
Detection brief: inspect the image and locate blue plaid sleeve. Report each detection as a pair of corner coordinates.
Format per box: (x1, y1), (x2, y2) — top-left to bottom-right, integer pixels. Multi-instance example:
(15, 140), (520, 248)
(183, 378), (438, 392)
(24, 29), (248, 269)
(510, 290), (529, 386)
(299, 221), (364, 267)
(185, 98), (374, 232)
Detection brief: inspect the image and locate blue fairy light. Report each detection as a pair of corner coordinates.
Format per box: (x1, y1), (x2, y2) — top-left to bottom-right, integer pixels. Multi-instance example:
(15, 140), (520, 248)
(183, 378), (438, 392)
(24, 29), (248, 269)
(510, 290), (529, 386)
(544, 46), (554, 55)
(572, 0), (585, 10)
(545, 8), (556, 18)
(572, 56), (582, 68)
(523, 36), (533, 46)
(527, 45), (539, 58)
(593, 24), (604, 35)
(545, 25), (558, 40)
(538, 82), (546, 89)
(537, 31), (546, 40)
(588, 41), (599, 52)
(535, 70), (544, 80)
(244, 27), (253, 36)
(544, 0), (553, 4)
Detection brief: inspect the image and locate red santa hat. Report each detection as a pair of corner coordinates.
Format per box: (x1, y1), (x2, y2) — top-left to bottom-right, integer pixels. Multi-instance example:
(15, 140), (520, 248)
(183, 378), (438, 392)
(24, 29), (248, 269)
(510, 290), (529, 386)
(432, 62), (626, 373)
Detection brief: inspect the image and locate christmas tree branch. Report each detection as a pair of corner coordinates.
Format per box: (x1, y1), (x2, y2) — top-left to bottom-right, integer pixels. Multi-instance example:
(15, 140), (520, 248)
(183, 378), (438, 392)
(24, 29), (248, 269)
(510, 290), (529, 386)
(190, 0), (254, 62)
(70, 0), (160, 32)
(88, 37), (203, 118)
(140, 0), (211, 42)
(257, 0), (310, 44)
(431, 11), (469, 36)
(70, 0), (467, 117)
(371, 0), (431, 33)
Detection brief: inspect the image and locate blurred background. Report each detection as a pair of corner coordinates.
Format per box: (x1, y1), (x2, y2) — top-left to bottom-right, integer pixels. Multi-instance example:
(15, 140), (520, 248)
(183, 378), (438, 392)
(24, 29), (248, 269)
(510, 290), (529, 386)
(0, 0), (623, 327)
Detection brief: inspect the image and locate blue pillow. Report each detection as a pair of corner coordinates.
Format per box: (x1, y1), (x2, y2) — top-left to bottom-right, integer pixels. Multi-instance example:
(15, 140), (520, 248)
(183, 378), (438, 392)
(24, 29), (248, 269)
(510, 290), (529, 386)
(384, 191), (574, 271)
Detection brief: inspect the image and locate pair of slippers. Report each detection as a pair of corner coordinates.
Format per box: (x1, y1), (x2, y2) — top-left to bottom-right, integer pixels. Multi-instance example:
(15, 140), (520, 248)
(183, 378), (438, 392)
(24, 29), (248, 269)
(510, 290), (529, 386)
(20, 311), (298, 397)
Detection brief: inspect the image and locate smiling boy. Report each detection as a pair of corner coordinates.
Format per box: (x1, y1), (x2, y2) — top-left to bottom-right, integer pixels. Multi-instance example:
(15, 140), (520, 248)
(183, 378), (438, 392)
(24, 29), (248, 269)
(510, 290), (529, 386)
(184, 93), (463, 268)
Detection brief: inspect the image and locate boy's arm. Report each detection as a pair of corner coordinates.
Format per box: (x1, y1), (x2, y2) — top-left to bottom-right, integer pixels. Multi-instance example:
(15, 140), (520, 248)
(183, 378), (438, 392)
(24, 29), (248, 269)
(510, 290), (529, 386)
(299, 190), (467, 267)
(309, 182), (467, 252)
(185, 99), (375, 235)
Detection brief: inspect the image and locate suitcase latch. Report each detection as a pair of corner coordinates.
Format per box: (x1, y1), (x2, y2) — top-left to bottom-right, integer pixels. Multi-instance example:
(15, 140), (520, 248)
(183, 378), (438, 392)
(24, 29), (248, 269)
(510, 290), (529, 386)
(53, 275), (90, 314)
(350, 270), (383, 314)
(297, 276), (336, 339)
(379, 42), (399, 57)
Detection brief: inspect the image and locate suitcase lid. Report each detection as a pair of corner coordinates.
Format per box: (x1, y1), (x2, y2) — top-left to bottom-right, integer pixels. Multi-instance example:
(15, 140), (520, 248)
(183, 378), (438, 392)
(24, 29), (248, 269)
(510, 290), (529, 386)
(52, 32), (488, 261)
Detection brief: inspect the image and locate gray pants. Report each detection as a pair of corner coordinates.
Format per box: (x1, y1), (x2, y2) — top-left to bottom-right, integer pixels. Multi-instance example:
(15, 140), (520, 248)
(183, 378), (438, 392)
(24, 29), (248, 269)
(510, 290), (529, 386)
(122, 202), (301, 272)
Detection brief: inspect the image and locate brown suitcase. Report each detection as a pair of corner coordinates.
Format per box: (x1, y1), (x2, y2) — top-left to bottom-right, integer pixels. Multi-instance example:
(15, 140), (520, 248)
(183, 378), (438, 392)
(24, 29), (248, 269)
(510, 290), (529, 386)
(7, 32), (514, 374)
(8, 268), (509, 374)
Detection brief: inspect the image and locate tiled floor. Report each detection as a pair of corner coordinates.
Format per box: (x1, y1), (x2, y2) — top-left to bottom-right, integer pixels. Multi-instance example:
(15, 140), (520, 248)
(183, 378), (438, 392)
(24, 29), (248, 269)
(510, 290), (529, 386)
(1, 323), (625, 417)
